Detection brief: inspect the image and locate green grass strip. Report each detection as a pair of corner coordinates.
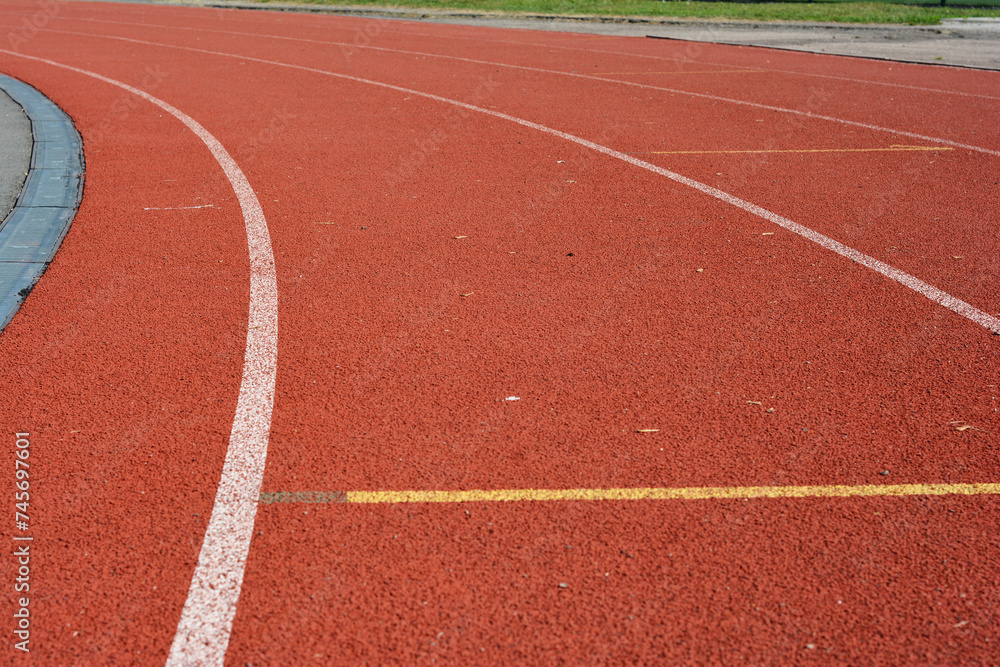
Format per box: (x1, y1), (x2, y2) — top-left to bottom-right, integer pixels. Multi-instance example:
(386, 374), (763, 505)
(246, 0), (1000, 26)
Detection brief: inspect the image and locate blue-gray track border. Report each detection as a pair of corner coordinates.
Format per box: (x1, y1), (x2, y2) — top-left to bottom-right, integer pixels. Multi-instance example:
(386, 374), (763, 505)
(0, 73), (84, 333)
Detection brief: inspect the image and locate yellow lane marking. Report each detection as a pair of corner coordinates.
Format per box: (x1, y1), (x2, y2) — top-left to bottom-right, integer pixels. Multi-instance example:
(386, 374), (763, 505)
(259, 483), (1000, 505)
(631, 145), (953, 156)
(591, 69), (763, 75)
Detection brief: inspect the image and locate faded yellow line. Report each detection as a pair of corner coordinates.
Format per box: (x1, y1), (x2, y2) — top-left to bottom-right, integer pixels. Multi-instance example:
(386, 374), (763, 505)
(632, 145), (953, 156)
(258, 483), (1000, 505)
(592, 69), (762, 75)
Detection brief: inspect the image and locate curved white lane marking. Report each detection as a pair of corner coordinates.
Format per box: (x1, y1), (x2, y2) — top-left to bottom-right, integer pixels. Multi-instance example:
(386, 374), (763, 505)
(0, 50), (279, 665)
(13, 35), (998, 334)
(22, 24), (1000, 159)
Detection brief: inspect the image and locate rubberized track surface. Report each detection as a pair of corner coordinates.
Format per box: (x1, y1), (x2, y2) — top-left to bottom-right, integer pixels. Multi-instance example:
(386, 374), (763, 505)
(1, 1), (998, 663)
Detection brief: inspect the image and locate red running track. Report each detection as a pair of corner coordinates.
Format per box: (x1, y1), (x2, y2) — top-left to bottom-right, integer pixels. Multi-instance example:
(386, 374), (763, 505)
(0, 1), (998, 663)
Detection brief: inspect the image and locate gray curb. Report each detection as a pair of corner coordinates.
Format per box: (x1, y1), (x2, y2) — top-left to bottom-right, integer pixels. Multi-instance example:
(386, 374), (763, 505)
(0, 74), (84, 333)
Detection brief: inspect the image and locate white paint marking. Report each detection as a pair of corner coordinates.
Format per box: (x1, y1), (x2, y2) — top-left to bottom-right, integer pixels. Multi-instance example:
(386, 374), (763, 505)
(144, 204), (215, 210)
(0, 50), (280, 666)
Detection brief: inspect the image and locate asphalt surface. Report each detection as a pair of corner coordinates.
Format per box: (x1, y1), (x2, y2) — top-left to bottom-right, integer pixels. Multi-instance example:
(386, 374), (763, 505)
(649, 19), (1000, 70)
(398, 13), (1000, 70)
(0, 85), (30, 223)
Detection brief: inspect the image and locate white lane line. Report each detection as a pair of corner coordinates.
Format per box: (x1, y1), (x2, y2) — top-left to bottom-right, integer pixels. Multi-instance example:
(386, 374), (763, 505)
(0, 50), (279, 666)
(29, 24), (1000, 159)
(143, 204), (215, 210)
(16, 34), (999, 334)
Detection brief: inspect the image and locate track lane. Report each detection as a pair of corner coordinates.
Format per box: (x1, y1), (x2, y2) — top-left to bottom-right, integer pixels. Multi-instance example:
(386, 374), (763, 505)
(1, 2), (998, 664)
